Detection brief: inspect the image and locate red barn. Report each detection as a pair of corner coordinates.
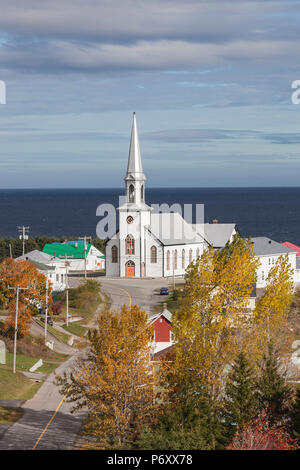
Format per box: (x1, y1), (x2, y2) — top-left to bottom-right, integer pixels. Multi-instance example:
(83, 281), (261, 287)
(149, 303), (173, 354)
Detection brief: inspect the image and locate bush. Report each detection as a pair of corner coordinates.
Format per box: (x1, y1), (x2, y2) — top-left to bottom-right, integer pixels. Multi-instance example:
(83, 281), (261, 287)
(51, 301), (63, 316)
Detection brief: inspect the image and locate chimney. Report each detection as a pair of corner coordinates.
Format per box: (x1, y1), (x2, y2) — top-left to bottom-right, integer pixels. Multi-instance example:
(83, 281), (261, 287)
(213, 219), (218, 224)
(163, 303), (167, 310)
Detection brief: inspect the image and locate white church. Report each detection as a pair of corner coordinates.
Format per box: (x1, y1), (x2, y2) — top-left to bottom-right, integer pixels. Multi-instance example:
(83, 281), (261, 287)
(106, 113), (237, 278)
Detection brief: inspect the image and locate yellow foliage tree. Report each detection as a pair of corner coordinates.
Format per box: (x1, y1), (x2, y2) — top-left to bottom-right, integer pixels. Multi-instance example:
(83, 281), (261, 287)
(56, 304), (157, 448)
(166, 235), (259, 398)
(251, 255), (294, 361)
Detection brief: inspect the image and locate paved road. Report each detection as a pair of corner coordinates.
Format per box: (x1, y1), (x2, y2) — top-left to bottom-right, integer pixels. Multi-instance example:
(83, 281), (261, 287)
(0, 354), (83, 450)
(98, 277), (170, 315)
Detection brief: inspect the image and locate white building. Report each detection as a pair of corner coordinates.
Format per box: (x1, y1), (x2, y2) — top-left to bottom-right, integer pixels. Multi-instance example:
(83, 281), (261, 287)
(43, 241), (105, 271)
(251, 237), (300, 290)
(17, 250), (67, 291)
(106, 113), (236, 278)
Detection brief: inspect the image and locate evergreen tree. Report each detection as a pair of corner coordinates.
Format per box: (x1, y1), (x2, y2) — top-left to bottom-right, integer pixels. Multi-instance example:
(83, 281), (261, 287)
(223, 351), (258, 439)
(256, 342), (290, 417)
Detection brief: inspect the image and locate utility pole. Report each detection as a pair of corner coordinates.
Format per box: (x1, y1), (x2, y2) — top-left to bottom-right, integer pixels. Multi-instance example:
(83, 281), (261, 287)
(64, 255), (73, 326)
(18, 226), (29, 256)
(8, 285), (29, 373)
(9, 243), (12, 258)
(44, 278), (48, 339)
(78, 236), (91, 279)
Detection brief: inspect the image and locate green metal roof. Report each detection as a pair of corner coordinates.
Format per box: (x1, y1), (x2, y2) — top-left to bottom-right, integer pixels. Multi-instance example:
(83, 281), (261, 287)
(43, 243), (92, 259)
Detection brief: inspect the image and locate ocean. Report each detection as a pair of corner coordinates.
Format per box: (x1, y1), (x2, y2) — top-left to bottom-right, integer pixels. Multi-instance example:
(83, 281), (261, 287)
(0, 187), (299, 245)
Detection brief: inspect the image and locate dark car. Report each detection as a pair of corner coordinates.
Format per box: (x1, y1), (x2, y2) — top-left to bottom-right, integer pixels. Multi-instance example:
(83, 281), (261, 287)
(40, 316), (54, 326)
(159, 287), (169, 295)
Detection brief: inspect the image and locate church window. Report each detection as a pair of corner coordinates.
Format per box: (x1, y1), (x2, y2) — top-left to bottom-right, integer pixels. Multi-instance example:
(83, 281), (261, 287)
(151, 245), (157, 263)
(182, 249), (185, 269)
(167, 250), (170, 270)
(189, 249), (193, 264)
(126, 235), (135, 255)
(141, 184), (144, 202)
(129, 184), (135, 203)
(174, 250), (178, 270)
(112, 245), (118, 263)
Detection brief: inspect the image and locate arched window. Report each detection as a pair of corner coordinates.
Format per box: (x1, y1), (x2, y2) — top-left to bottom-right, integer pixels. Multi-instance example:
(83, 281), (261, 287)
(182, 249), (185, 269)
(141, 184), (144, 202)
(189, 249), (193, 264)
(125, 234), (135, 255)
(129, 184), (135, 203)
(167, 250), (170, 270)
(196, 247), (200, 259)
(151, 245), (157, 263)
(111, 245), (118, 263)
(174, 250), (178, 270)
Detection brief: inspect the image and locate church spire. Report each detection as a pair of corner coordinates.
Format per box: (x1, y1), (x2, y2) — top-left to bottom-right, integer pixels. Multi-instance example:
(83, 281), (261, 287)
(125, 112), (145, 180)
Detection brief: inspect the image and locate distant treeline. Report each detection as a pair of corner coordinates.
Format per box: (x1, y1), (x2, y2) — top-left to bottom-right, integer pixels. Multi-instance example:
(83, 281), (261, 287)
(0, 236), (106, 262)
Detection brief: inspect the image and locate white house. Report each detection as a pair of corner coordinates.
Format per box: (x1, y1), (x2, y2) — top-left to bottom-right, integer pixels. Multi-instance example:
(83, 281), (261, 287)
(43, 241), (105, 271)
(106, 113), (236, 278)
(251, 237), (300, 290)
(17, 250), (67, 291)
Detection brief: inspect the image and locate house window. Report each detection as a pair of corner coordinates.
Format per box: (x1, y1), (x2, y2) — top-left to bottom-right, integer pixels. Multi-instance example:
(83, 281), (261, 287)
(182, 249), (185, 269)
(196, 247), (200, 259)
(272, 258), (275, 265)
(56, 274), (59, 282)
(129, 184), (135, 203)
(189, 249), (193, 264)
(269, 258), (271, 265)
(126, 235), (135, 255)
(151, 245), (157, 263)
(112, 245), (118, 263)
(61, 274), (63, 283)
(174, 250), (178, 270)
(167, 250), (170, 270)
(262, 271), (264, 280)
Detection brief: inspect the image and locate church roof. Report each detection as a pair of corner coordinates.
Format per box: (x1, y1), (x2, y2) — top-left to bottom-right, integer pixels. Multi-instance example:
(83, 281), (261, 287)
(125, 112), (145, 181)
(204, 223), (236, 248)
(147, 212), (204, 245)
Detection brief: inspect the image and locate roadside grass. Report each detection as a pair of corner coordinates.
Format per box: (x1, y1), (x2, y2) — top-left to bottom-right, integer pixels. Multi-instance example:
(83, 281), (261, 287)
(35, 319), (70, 345)
(0, 352), (64, 374)
(0, 368), (42, 400)
(0, 406), (23, 424)
(62, 323), (87, 337)
(152, 286), (183, 315)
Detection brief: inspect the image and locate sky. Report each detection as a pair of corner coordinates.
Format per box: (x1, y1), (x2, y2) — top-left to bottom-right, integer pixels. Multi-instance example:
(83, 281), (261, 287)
(0, 0), (300, 188)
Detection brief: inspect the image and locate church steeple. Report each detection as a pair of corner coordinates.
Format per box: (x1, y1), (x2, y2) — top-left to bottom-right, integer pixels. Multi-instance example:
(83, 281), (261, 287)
(125, 112), (146, 204)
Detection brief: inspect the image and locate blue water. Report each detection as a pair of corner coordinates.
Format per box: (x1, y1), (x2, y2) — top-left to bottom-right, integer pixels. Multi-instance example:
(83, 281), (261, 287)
(0, 187), (299, 244)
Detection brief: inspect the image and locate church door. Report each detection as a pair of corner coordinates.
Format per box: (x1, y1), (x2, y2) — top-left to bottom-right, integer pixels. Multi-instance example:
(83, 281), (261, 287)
(126, 260), (135, 277)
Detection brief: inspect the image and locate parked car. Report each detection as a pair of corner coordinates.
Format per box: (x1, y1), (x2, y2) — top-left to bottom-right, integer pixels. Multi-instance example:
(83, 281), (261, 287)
(40, 316), (54, 326)
(159, 287), (169, 295)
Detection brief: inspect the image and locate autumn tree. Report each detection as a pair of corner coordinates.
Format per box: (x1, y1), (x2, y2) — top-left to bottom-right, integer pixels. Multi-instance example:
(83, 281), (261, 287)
(228, 408), (298, 450)
(253, 255), (294, 359)
(168, 235), (259, 400)
(223, 351), (258, 440)
(0, 258), (49, 337)
(56, 304), (157, 449)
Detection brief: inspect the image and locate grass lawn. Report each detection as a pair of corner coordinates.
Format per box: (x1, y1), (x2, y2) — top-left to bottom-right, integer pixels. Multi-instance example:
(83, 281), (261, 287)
(35, 319), (70, 345)
(0, 368), (42, 400)
(62, 323), (87, 337)
(0, 405), (23, 424)
(0, 351), (64, 374)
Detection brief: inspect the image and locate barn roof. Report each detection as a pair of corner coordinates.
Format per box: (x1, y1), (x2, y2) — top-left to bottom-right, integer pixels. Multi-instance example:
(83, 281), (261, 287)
(43, 243), (91, 259)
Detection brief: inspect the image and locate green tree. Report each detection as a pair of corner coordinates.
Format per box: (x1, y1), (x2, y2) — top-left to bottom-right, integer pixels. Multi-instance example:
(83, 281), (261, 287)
(223, 351), (258, 439)
(256, 342), (291, 417)
(289, 389), (300, 445)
